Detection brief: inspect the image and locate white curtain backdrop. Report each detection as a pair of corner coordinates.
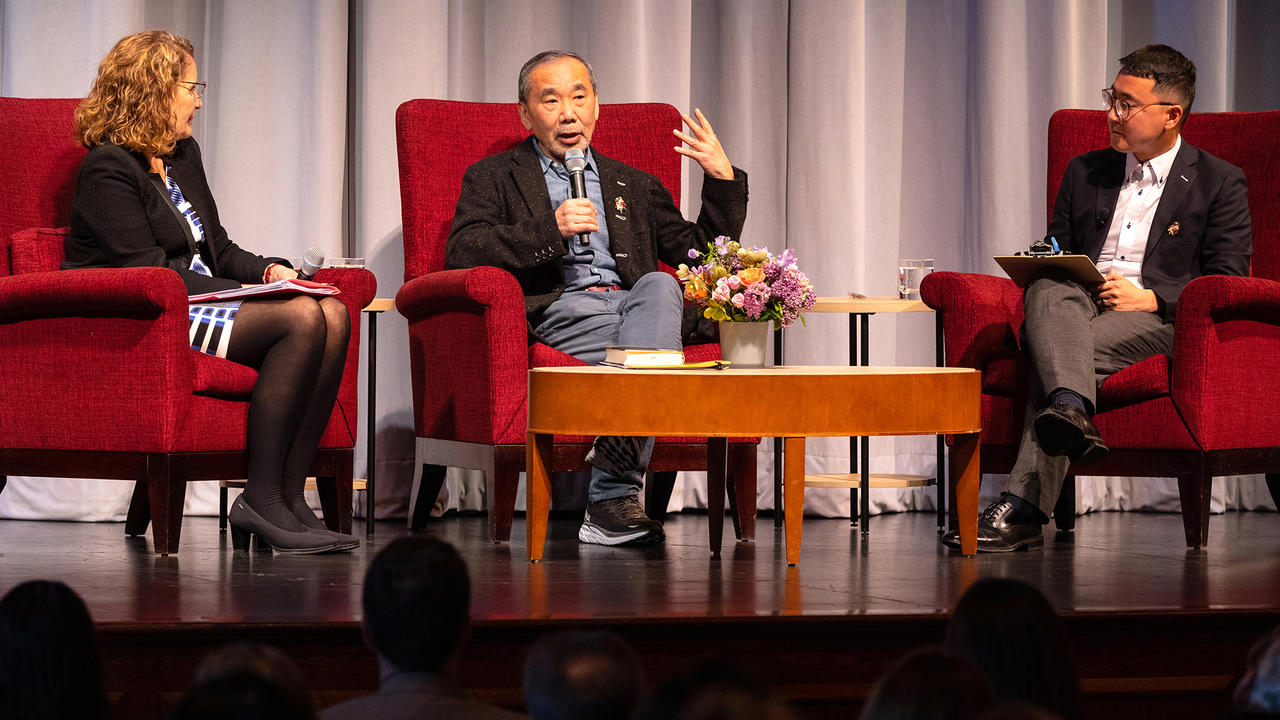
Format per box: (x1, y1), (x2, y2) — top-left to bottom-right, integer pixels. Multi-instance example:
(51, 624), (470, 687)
(1, 0), (1275, 524)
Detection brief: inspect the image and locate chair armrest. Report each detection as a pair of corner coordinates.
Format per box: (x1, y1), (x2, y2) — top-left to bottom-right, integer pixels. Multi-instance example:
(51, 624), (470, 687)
(919, 271), (1025, 369)
(395, 267), (530, 444)
(0, 267), (186, 320)
(0, 268), (195, 453)
(1172, 275), (1280, 449)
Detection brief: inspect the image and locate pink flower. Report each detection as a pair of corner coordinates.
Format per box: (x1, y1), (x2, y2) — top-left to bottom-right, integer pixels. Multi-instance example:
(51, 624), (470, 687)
(732, 293), (745, 308)
(728, 275), (742, 289)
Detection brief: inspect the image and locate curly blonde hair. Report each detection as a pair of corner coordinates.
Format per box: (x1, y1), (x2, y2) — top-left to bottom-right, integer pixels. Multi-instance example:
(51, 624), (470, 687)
(74, 31), (194, 157)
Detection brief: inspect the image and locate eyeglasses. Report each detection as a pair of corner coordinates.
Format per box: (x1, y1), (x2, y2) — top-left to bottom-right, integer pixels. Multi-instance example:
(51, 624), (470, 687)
(178, 80), (207, 100)
(1102, 87), (1175, 121)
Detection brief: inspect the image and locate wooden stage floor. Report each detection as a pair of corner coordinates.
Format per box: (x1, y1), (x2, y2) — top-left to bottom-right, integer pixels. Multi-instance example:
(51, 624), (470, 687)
(2, 509), (1278, 718)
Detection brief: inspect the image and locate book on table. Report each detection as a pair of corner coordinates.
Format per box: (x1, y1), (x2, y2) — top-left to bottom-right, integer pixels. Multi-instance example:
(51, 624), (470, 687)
(600, 346), (730, 370)
(187, 278), (340, 303)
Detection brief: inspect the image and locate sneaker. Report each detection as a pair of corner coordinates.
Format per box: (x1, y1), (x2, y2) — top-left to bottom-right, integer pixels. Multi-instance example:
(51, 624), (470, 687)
(579, 496), (665, 546)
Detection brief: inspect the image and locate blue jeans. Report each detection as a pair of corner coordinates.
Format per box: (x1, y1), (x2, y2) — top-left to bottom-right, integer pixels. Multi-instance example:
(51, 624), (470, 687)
(533, 272), (683, 502)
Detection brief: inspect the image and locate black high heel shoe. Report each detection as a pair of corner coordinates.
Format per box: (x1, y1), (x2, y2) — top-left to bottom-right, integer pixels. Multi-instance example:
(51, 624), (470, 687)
(285, 495), (360, 551)
(228, 496), (340, 555)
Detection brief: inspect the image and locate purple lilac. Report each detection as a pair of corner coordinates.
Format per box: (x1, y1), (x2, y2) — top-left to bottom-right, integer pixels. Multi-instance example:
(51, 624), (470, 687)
(742, 282), (770, 320)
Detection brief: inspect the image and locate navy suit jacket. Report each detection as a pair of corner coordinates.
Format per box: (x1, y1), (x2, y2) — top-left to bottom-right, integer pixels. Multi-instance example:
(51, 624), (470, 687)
(445, 136), (749, 343)
(1046, 140), (1252, 323)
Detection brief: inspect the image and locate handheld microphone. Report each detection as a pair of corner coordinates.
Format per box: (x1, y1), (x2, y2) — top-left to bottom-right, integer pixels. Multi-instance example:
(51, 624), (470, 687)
(297, 247), (324, 281)
(564, 148), (590, 247)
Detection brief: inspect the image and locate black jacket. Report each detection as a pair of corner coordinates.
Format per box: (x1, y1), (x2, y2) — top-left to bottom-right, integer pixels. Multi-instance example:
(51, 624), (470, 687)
(64, 137), (283, 294)
(1047, 140), (1252, 323)
(445, 136), (748, 342)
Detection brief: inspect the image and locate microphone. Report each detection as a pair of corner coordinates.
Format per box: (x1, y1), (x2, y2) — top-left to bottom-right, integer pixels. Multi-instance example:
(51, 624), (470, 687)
(1095, 208), (1112, 228)
(297, 247), (324, 281)
(564, 148), (589, 246)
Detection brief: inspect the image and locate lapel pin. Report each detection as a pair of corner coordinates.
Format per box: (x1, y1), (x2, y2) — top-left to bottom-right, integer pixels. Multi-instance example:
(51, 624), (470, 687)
(1167, 221), (1181, 236)
(615, 197), (627, 213)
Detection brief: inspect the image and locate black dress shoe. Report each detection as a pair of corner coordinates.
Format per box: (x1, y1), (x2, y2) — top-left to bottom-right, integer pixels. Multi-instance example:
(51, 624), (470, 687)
(940, 494), (1044, 553)
(1033, 402), (1109, 465)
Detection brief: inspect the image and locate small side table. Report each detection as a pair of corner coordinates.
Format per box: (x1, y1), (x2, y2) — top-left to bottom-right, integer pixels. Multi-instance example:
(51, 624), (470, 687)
(772, 296), (944, 533)
(361, 298), (395, 536)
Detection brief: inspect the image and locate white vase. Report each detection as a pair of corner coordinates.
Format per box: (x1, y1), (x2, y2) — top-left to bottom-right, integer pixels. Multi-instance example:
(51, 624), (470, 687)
(717, 321), (771, 368)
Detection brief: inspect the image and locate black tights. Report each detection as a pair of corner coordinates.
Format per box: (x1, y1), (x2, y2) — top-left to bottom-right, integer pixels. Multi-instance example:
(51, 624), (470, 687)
(225, 296), (350, 532)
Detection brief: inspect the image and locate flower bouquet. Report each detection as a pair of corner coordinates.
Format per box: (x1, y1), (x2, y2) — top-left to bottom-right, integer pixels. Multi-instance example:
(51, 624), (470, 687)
(676, 236), (816, 329)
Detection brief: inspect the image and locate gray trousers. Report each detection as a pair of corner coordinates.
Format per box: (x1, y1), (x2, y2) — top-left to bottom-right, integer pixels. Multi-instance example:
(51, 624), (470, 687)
(1007, 274), (1175, 519)
(533, 272), (684, 502)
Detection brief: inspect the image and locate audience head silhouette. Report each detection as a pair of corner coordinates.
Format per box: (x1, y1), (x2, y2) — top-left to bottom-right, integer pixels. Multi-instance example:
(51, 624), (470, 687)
(859, 647), (993, 720)
(0, 580), (108, 720)
(523, 630), (644, 720)
(945, 578), (1081, 720)
(170, 672), (307, 720)
(362, 536), (471, 673)
(635, 661), (795, 720)
(194, 642), (317, 719)
(1237, 624), (1280, 714)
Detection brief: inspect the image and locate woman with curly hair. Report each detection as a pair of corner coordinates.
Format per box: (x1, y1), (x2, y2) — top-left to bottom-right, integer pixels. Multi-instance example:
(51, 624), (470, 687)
(64, 30), (356, 555)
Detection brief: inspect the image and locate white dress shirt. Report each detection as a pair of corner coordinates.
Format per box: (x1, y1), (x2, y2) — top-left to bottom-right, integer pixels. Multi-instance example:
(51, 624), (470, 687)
(1096, 135), (1182, 288)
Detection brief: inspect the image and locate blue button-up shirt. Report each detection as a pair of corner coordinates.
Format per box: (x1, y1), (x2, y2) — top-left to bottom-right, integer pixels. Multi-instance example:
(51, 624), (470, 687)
(534, 143), (621, 291)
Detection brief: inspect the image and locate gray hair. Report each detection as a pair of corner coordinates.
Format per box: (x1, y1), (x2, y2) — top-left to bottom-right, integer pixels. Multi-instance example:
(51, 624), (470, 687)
(517, 50), (598, 103)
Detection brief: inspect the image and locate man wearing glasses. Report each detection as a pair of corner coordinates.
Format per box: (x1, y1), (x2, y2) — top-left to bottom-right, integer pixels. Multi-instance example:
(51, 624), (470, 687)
(945, 44), (1252, 553)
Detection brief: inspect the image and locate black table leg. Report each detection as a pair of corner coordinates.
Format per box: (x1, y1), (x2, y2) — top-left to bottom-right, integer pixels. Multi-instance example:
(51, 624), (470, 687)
(366, 310), (378, 538)
(859, 313), (871, 532)
(935, 312), (946, 532)
(849, 313), (859, 526)
(773, 323), (784, 532)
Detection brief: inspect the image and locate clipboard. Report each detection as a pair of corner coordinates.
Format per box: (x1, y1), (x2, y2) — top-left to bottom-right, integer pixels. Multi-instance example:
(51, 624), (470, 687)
(994, 254), (1105, 287)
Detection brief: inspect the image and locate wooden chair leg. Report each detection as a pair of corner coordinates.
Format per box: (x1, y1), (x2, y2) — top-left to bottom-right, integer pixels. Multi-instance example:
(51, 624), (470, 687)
(124, 480), (151, 537)
(1267, 473), (1280, 513)
(729, 444), (757, 541)
(645, 470), (676, 524)
(409, 464), (448, 531)
(1053, 475), (1076, 532)
(488, 446), (524, 543)
(1177, 465), (1213, 549)
(315, 469), (353, 535)
(146, 455), (186, 555)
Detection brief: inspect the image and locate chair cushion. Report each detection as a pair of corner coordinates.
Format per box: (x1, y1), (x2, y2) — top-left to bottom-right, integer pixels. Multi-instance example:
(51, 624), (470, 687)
(10, 227), (67, 274)
(192, 352), (257, 398)
(1096, 354), (1170, 411)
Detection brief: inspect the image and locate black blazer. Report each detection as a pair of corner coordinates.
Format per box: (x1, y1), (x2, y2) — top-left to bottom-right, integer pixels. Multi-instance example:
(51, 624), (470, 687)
(1046, 140), (1252, 323)
(445, 136), (749, 342)
(64, 137), (282, 295)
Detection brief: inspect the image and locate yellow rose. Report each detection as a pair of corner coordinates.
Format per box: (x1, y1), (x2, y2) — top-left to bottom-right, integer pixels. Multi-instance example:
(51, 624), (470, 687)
(684, 275), (708, 300)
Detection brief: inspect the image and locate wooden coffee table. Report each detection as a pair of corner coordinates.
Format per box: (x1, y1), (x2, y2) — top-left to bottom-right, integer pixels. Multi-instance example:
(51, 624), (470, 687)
(526, 366), (982, 564)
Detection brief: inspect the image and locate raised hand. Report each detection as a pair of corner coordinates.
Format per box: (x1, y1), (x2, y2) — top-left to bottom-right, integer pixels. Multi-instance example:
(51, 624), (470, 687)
(674, 108), (734, 180)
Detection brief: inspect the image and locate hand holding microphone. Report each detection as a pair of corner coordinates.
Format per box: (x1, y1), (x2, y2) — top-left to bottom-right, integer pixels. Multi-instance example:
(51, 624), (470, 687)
(558, 148), (596, 246)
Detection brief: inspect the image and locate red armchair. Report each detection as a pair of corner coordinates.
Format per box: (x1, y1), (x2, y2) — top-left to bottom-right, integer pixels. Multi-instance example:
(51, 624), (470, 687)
(0, 97), (376, 553)
(395, 99), (758, 542)
(922, 109), (1280, 547)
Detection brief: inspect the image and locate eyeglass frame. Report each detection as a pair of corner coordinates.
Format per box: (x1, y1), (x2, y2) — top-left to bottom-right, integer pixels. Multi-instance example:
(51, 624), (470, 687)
(177, 80), (207, 100)
(1101, 87), (1177, 122)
